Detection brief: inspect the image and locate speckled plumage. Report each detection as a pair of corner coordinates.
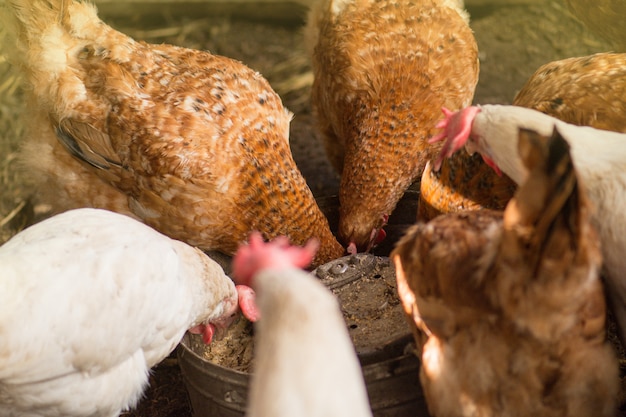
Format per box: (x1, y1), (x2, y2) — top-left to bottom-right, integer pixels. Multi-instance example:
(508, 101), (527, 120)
(514, 53), (626, 132)
(393, 128), (618, 417)
(2, 0), (343, 266)
(418, 152), (516, 222)
(305, 0), (479, 251)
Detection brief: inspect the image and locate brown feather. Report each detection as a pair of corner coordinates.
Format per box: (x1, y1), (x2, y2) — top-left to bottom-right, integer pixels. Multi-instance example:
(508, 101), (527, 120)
(392, 126), (618, 417)
(7, 0), (344, 266)
(421, 52), (626, 224)
(307, 0), (479, 251)
(514, 53), (626, 133)
(418, 153), (517, 222)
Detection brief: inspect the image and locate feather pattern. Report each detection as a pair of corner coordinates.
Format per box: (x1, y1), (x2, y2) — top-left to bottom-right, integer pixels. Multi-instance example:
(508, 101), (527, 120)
(305, 0), (478, 252)
(1, 0), (344, 266)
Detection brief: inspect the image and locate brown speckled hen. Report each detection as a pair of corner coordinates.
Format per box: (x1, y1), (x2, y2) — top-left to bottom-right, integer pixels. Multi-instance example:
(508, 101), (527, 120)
(305, 0), (479, 254)
(393, 127), (618, 417)
(513, 52), (626, 133)
(1, 0), (344, 266)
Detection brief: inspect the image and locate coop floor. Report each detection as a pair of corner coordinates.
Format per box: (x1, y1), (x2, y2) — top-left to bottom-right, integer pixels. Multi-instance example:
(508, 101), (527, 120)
(0, 1), (623, 416)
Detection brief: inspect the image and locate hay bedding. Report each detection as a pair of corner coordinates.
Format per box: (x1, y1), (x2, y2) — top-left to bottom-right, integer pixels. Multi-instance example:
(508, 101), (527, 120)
(0, 2), (624, 417)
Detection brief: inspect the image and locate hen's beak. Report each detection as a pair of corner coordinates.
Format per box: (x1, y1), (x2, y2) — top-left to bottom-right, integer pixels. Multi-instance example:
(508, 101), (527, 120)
(465, 139), (478, 156)
(346, 214), (389, 255)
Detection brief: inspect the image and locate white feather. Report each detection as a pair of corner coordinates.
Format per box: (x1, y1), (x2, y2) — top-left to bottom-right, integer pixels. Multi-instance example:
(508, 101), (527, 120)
(0, 208), (237, 417)
(247, 267), (373, 417)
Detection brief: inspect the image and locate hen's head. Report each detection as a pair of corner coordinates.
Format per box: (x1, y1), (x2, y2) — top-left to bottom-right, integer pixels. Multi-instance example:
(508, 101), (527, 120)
(232, 232), (319, 288)
(430, 106), (501, 176)
(188, 234), (314, 343)
(340, 213), (388, 255)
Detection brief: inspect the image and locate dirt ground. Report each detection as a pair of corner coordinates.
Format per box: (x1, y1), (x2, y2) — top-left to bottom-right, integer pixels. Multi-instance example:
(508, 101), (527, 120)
(0, 1), (622, 416)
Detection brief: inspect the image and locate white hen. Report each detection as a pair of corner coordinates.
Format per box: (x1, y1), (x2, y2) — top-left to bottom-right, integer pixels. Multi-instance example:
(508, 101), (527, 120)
(232, 233), (373, 417)
(431, 104), (626, 344)
(0, 208), (255, 417)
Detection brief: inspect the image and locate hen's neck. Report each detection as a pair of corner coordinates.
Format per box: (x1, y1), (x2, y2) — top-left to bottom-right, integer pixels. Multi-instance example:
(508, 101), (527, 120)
(249, 267), (373, 417)
(177, 243), (237, 326)
(475, 104), (626, 185)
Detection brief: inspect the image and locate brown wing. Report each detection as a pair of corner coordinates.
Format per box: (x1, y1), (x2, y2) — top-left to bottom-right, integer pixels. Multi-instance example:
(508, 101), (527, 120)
(393, 209), (503, 345)
(62, 40), (343, 264)
(56, 119), (125, 186)
(496, 127), (606, 341)
(514, 53), (626, 133)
